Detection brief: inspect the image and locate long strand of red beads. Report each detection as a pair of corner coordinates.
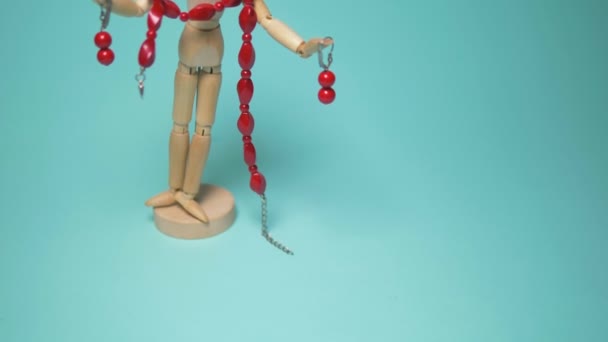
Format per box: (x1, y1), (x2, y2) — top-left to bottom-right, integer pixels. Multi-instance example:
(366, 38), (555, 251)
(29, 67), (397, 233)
(237, 0), (264, 196)
(237, 0), (293, 255)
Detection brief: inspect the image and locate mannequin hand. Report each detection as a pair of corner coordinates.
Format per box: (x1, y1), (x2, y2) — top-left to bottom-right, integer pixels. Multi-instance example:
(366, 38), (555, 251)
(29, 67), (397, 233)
(297, 37), (334, 58)
(92, 0), (150, 17)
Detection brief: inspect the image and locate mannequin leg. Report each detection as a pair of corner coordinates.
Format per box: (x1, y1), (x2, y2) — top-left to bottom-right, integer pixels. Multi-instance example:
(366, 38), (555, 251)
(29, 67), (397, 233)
(175, 71), (222, 222)
(145, 69), (197, 207)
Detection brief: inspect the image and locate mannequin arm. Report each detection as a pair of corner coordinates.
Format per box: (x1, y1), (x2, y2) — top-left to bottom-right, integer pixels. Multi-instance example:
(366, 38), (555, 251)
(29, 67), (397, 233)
(93, 0), (152, 17)
(253, 0), (333, 58)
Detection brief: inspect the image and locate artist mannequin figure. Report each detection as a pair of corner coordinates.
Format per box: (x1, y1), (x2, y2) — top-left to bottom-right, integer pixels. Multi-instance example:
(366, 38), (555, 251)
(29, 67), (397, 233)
(93, 0), (333, 224)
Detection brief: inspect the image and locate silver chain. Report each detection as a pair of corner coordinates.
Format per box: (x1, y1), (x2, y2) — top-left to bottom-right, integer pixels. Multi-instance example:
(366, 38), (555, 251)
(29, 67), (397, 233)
(260, 194), (294, 255)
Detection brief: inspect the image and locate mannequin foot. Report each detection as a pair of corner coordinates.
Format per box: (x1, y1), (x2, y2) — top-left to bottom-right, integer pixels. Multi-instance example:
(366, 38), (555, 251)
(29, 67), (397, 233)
(175, 191), (209, 223)
(145, 190), (177, 207)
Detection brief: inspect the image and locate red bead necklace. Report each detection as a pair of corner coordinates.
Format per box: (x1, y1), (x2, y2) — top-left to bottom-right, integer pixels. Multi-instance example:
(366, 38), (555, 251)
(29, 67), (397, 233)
(93, 0), (335, 254)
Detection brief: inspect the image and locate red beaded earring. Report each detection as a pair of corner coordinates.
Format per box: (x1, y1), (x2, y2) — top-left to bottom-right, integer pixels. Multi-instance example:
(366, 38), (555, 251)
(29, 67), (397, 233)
(317, 37), (336, 104)
(94, 2), (115, 66)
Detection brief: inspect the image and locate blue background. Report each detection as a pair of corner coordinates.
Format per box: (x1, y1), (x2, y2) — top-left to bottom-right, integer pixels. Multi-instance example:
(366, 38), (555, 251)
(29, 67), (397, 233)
(1, 0), (607, 341)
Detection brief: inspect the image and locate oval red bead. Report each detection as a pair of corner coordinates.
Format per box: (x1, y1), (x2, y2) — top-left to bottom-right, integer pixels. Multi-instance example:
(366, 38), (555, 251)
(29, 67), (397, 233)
(189, 4), (216, 21)
(318, 87), (336, 104)
(237, 78), (254, 105)
(164, 0), (181, 18)
(147, 2), (164, 30)
(138, 38), (156, 68)
(94, 31), (112, 49)
(239, 6), (257, 33)
(318, 70), (336, 87)
(237, 113), (255, 135)
(97, 48), (115, 66)
(222, 0), (242, 7)
(250, 172), (267, 195)
(238, 42), (255, 70)
(244, 142), (257, 166)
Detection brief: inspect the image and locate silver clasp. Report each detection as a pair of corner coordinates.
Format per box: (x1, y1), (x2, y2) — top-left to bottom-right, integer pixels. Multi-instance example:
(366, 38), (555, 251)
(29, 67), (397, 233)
(317, 36), (334, 70)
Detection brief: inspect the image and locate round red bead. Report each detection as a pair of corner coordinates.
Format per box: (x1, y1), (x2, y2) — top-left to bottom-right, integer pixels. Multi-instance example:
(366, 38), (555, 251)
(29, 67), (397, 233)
(214, 1), (224, 11)
(146, 30), (157, 39)
(179, 12), (189, 21)
(242, 33), (252, 42)
(94, 31), (112, 49)
(318, 87), (336, 104)
(248, 165), (258, 173)
(318, 70), (336, 87)
(241, 70), (251, 79)
(242, 135), (252, 143)
(240, 104), (250, 112)
(97, 48), (115, 66)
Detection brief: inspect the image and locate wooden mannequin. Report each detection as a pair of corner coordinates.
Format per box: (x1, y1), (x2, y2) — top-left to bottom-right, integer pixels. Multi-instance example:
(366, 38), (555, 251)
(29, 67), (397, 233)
(93, 0), (333, 224)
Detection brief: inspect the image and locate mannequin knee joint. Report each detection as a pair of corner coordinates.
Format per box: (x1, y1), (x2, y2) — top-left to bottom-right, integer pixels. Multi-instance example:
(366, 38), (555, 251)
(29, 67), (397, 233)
(172, 122), (188, 134)
(195, 124), (212, 136)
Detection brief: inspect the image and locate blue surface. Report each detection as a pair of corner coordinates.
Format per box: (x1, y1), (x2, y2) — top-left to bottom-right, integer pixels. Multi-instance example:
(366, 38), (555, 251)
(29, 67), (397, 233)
(1, 1), (607, 341)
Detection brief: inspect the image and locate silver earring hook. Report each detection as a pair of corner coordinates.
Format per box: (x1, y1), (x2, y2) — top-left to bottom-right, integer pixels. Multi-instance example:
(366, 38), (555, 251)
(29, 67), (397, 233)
(317, 36), (334, 70)
(99, 1), (112, 31)
(135, 67), (146, 98)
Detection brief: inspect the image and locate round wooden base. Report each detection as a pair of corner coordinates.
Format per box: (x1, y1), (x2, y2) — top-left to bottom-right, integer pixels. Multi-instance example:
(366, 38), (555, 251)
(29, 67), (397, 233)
(153, 184), (236, 240)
